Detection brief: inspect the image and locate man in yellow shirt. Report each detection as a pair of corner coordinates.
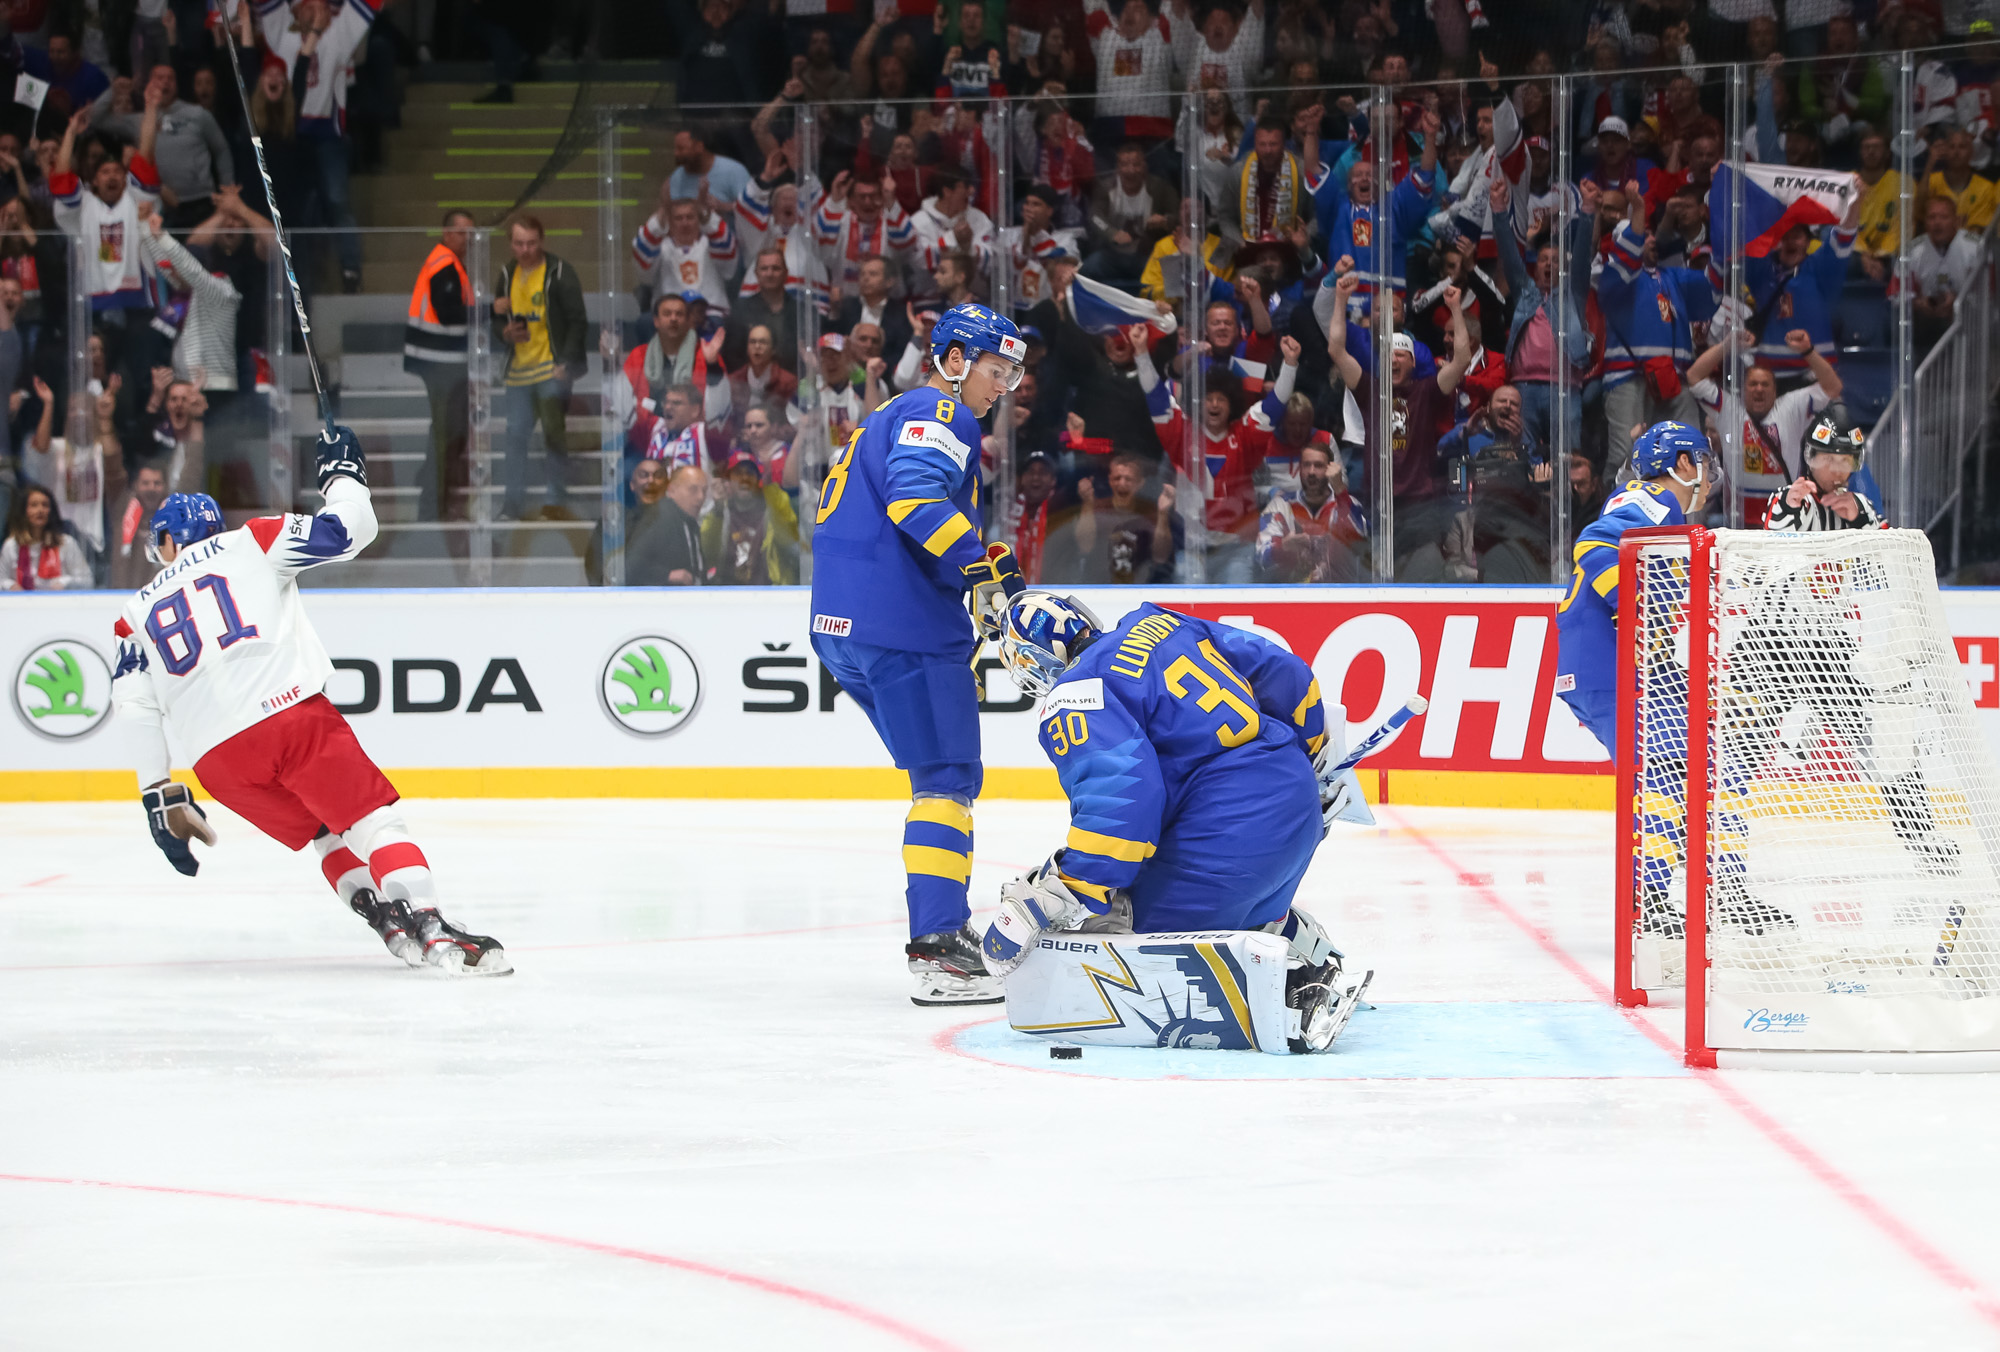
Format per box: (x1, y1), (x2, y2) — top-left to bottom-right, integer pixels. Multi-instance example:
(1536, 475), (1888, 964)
(1853, 130), (1904, 261)
(1925, 127), (1999, 235)
(493, 215), (587, 520)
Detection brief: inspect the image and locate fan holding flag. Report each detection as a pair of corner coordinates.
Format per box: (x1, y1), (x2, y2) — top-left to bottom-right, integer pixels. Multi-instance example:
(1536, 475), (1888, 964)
(1705, 160), (1861, 383)
(1044, 240), (1180, 344)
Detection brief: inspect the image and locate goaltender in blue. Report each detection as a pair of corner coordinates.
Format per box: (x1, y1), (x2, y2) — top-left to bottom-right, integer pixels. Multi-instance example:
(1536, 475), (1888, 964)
(808, 302), (1031, 1007)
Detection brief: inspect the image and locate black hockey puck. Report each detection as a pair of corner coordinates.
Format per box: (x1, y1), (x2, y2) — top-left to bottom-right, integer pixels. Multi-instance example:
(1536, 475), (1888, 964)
(1049, 1046), (1081, 1060)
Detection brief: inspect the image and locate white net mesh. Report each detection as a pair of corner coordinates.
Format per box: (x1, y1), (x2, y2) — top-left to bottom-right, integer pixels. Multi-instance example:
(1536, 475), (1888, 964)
(1628, 529), (2000, 1053)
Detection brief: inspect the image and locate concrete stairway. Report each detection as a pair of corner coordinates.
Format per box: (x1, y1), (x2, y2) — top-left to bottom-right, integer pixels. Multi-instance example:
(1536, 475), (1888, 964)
(282, 73), (670, 585)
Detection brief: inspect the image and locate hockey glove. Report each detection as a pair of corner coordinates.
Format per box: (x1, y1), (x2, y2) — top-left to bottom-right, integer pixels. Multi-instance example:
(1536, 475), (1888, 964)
(143, 782), (216, 877)
(983, 854), (1087, 976)
(314, 423), (368, 493)
(962, 542), (1025, 639)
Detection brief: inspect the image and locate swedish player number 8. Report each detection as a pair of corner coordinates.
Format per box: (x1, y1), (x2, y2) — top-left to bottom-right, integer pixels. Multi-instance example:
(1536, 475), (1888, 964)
(145, 574), (259, 677)
(815, 425), (864, 526)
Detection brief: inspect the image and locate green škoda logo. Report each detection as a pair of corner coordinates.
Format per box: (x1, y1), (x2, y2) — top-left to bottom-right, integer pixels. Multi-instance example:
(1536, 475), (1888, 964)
(599, 635), (701, 736)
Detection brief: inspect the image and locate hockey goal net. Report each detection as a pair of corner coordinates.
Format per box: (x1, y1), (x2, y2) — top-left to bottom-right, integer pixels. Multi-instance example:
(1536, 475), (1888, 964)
(1615, 526), (2000, 1067)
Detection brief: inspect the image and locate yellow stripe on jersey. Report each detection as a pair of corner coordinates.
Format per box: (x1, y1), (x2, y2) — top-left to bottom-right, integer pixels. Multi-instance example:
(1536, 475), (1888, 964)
(1065, 827), (1156, 862)
(922, 513), (975, 556)
(1592, 565), (1620, 597)
(903, 844), (973, 883)
(887, 497), (942, 524)
(1058, 872), (1115, 904)
(1292, 678), (1322, 728)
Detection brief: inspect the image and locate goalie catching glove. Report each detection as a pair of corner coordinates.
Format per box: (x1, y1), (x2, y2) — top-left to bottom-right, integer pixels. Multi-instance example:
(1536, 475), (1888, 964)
(143, 781), (217, 876)
(962, 542), (1025, 639)
(983, 854), (1089, 976)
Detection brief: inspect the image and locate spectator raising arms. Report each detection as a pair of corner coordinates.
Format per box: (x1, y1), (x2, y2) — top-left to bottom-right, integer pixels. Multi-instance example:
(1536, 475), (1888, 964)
(1686, 327), (1844, 525)
(634, 187), (739, 313)
(52, 98), (160, 313)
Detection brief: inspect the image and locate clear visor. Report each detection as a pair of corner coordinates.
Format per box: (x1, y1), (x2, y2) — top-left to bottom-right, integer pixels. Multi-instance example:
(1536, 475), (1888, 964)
(967, 351), (1026, 392)
(143, 531), (170, 567)
(997, 635), (1066, 697)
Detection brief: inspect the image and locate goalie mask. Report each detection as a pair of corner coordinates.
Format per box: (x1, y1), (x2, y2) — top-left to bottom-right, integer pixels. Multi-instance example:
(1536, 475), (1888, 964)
(997, 592), (1105, 698)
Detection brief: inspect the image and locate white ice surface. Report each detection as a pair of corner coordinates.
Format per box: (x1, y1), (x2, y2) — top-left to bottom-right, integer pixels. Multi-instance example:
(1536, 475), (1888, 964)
(3, 800), (2000, 1350)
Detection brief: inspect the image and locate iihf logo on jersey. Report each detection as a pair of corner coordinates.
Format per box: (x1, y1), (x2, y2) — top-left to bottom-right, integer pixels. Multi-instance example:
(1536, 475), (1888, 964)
(599, 635), (703, 737)
(12, 639), (113, 741)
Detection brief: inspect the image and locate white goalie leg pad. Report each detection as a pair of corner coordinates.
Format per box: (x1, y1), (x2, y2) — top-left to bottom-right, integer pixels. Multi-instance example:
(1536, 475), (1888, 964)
(1005, 930), (1293, 1054)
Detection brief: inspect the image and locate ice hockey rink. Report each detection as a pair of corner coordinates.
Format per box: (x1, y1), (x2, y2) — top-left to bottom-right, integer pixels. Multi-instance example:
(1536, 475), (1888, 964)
(4, 797), (2000, 1351)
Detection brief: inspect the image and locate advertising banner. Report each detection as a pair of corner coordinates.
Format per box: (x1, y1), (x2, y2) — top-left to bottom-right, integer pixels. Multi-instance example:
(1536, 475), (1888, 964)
(9, 587), (2000, 807)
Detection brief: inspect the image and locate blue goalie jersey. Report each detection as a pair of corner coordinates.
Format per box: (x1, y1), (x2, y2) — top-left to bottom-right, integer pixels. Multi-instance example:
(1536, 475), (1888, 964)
(1037, 603), (1328, 933)
(808, 385), (991, 655)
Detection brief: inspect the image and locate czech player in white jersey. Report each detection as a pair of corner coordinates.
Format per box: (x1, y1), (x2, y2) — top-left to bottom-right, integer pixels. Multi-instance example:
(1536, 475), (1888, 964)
(110, 426), (511, 974)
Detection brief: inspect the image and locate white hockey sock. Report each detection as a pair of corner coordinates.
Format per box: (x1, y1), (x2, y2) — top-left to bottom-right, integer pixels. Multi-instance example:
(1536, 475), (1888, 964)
(313, 831), (373, 904)
(342, 805), (440, 909)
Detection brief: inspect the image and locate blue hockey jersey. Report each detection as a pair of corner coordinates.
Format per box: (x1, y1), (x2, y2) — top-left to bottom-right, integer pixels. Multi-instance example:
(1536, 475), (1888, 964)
(809, 384), (990, 653)
(1038, 603), (1327, 932)
(1554, 479), (1686, 696)
(1599, 220), (1714, 390)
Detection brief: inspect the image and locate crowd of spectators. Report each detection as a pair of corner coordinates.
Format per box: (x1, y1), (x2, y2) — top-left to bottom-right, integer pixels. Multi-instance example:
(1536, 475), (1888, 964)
(0, 0), (407, 591)
(617, 0), (2000, 587)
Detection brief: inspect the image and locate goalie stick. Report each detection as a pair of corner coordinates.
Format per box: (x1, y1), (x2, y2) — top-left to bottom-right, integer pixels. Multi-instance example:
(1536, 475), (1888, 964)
(217, 0), (334, 438)
(1333, 694), (1429, 773)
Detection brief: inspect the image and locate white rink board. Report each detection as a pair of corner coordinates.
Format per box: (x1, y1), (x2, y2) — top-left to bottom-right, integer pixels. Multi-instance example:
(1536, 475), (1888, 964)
(7, 587), (2000, 779)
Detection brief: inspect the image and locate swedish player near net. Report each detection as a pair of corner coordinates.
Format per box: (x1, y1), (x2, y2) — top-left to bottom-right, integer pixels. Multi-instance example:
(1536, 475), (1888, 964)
(808, 303), (1030, 1007)
(110, 428), (511, 974)
(1555, 421), (1721, 938)
(980, 593), (1373, 1052)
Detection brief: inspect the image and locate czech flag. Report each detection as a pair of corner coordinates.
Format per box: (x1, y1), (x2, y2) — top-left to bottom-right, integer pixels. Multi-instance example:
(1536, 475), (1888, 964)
(1708, 163), (1861, 259)
(1061, 273), (1179, 341)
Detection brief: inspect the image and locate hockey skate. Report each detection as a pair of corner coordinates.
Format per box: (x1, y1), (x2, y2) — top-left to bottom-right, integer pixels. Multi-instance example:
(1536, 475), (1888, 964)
(907, 923), (1004, 1006)
(1639, 887), (1686, 939)
(1287, 958), (1372, 1054)
(412, 908), (513, 976)
(350, 888), (423, 967)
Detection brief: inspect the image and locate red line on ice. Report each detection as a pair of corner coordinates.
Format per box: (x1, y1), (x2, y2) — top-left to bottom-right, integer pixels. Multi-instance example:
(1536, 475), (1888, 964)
(1388, 807), (2000, 1333)
(0, 1172), (963, 1351)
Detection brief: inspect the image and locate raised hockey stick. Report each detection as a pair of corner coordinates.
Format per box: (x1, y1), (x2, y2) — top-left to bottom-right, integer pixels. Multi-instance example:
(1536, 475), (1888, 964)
(1333, 695), (1429, 773)
(217, 1), (334, 437)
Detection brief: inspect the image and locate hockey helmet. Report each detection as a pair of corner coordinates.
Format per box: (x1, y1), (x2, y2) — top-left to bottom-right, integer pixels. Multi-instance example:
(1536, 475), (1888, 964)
(1801, 407), (1866, 464)
(998, 591), (1105, 698)
(1629, 421), (1711, 479)
(146, 493), (225, 565)
(929, 303), (1027, 392)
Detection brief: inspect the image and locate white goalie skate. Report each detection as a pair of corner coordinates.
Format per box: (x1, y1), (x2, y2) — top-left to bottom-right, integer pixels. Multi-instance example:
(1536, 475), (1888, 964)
(1290, 967), (1374, 1053)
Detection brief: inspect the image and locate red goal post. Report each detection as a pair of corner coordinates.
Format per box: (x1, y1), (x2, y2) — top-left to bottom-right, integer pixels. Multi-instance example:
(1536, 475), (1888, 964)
(1613, 525), (2000, 1070)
